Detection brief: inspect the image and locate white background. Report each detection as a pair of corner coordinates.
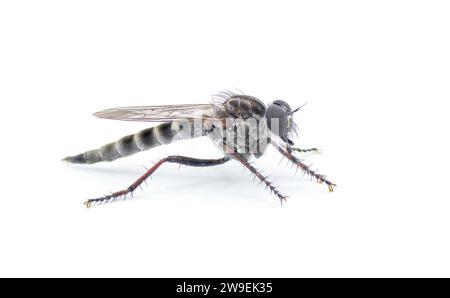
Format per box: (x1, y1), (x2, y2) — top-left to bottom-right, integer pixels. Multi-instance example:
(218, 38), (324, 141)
(0, 0), (449, 277)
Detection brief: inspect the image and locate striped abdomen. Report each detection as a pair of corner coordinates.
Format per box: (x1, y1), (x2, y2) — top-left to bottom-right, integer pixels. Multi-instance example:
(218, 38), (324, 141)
(63, 121), (200, 164)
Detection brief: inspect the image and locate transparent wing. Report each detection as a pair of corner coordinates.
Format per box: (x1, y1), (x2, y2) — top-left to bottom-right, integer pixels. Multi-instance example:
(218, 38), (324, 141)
(93, 104), (216, 122)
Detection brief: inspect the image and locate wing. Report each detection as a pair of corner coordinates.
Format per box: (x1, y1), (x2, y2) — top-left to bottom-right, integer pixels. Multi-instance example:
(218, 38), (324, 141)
(93, 104), (216, 122)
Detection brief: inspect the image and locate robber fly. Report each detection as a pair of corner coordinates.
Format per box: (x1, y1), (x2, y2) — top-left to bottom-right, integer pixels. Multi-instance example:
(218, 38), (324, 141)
(63, 90), (335, 207)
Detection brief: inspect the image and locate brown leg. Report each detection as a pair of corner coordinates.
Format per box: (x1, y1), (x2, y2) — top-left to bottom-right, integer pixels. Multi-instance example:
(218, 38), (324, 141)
(84, 156), (230, 208)
(230, 152), (288, 204)
(271, 140), (336, 192)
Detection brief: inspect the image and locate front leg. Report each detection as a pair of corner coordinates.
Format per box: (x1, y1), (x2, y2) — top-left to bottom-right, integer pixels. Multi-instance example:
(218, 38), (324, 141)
(289, 147), (322, 154)
(271, 140), (336, 192)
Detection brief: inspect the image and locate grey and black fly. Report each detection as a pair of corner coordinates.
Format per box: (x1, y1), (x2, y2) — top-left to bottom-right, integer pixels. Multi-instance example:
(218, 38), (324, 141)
(63, 90), (335, 208)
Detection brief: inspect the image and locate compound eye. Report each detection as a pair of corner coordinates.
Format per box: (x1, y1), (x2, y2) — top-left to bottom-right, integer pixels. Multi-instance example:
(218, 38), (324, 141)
(266, 103), (288, 137)
(273, 100), (292, 113)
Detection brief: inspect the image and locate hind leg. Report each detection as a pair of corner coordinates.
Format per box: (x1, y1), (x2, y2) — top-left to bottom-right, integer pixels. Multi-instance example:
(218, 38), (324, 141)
(85, 156), (230, 208)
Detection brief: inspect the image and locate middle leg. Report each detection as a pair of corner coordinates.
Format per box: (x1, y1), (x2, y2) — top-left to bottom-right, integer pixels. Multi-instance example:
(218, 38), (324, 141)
(229, 152), (288, 204)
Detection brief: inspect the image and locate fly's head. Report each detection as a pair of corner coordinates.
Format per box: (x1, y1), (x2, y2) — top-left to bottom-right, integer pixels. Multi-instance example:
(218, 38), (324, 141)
(266, 100), (302, 145)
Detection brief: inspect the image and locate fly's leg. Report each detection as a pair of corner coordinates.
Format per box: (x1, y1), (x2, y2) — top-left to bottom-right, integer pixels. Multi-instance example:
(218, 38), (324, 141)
(271, 140), (336, 192)
(84, 156), (230, 208)
(289, 147), (322, 154)
(230, 152), (288, 204)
